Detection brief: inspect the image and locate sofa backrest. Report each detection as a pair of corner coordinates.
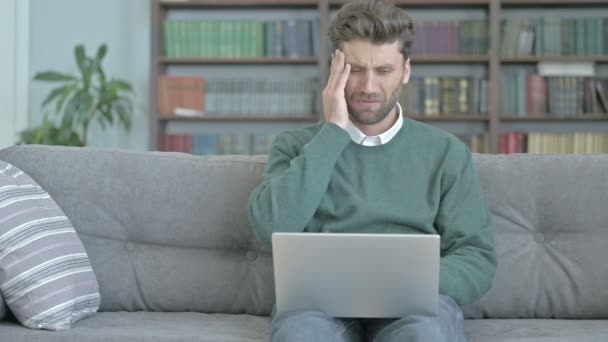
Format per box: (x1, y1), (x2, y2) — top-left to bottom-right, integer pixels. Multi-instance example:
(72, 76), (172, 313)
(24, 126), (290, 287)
(462, 153), (608, 319)
(0, 145), (273, 316)
(2, 145), (608, 319)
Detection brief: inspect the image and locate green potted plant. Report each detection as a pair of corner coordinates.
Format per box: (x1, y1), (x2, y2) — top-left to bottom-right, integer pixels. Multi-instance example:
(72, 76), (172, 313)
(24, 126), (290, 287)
(20, 43), (134, 146)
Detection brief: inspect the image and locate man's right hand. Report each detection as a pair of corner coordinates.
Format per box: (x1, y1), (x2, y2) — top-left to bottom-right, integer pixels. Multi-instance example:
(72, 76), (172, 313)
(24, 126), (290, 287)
(322, 49), (351, 130)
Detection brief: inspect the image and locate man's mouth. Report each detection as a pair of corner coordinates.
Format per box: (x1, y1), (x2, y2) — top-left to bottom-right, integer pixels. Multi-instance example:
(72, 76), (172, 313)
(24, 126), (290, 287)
(356, 100), (380, 107)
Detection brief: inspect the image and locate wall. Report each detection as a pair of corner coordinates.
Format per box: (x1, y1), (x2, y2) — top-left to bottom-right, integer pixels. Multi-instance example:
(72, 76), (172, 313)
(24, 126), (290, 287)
(0, 0), (29, 149)
(29, 0), (151, 150)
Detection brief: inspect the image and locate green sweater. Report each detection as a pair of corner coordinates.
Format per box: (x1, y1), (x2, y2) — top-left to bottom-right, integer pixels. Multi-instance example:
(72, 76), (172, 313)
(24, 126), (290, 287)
(247, 118), (497, 305)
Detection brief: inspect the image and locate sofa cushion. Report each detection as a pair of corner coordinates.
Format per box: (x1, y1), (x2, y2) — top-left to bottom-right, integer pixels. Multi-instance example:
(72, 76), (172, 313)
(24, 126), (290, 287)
(463, 154), (608, 319)
(0, 145), (273, 316)
(0, 311), (269, 342)
(0, 161), (100, 330)
(3, 146), (608, 321)
(465, 319), (608, 342)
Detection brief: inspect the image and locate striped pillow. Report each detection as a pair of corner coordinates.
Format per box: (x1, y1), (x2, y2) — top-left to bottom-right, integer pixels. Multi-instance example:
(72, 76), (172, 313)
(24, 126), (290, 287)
(0, 161), (100, 330)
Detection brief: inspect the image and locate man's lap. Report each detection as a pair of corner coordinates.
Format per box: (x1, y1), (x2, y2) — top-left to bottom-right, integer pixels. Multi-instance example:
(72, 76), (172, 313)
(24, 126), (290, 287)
(270, 295), (467, 342)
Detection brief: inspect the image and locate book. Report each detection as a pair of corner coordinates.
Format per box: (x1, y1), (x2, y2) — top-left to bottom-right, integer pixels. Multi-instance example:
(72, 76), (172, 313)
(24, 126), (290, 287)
(526, 74), (547, 116)
(537, 61), (595, 77)
(596, 81), (608, 113)
(157, 76), (206, 118)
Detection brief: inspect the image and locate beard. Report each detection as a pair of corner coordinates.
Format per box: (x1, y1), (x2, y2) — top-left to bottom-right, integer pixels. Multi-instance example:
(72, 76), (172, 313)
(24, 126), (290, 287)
(347, 81), (403, 126)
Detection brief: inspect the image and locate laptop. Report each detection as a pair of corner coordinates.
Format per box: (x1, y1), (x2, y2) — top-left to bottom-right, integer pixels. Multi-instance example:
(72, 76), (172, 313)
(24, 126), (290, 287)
(271, 232), (440, 318)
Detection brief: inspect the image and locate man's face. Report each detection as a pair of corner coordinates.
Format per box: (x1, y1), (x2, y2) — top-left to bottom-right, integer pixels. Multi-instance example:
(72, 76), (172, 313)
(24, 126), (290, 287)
(342, 39), (411, 126)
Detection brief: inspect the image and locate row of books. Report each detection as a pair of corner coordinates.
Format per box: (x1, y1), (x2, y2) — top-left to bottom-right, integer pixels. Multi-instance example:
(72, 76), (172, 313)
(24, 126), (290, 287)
(162, 17), (608, 59)
(163, 19), (319, 58)
(502, 17), (608, 56)
(161, 133), (276, 155)
(462, 132), (608, 154)
(498, 132), (608, 154)
(466, 134), (491, 154)
(157, 75), (317, 117)
(400, 77), (489, 116)
(411, 20), (489, 56)
(205, 78), (316, 115)
(163, 132), (608, 155)
(501, 74), (608, 116)
(157, 73), (607, 118)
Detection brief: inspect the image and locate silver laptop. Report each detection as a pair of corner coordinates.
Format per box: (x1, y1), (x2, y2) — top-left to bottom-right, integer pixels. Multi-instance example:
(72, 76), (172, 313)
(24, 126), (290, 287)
(272, 232), (440, 318)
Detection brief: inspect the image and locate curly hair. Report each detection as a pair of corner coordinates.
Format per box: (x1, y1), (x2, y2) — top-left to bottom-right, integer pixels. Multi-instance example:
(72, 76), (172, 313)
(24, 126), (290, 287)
(328, 0), (415, 59)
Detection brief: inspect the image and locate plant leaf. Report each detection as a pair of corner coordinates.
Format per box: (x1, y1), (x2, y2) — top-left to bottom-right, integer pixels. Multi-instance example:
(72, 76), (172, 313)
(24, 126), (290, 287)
(61, 114), (74, 129)
(75, 45), (95, 90)
(85, 59), (96, 90)
(97, 64), (106, 83)
(34, 71), (78, 82)
(41, 85), (69, 108)
(115, 102), (132, 131)
(19, 128), (37, 145)
(81, 92), (95, 114)
(69, 90), (94, 126)
(96, 44), (107, 62)
(99, 86), (119, 108)
(63, 95), (79, 125)
(109, 79), (133, 92)
(96, 115), (107, 129)
(102, 108), (113, 124)
(55, 84), (77, 114)
(75, 45), (87, 78)
(37, 112), (52, 144)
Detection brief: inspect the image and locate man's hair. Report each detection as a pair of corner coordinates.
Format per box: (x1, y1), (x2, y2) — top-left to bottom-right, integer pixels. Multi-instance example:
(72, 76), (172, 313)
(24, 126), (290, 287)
(329, 0), (415, 60)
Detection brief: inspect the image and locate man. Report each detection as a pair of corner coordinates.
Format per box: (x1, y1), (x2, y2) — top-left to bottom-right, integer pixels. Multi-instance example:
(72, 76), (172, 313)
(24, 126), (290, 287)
(247, 0), (497, 341)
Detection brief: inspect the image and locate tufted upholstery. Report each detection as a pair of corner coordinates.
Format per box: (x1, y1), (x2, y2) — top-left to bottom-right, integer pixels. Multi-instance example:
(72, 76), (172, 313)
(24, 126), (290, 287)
(1, 145), (608, 322)
(0, 145), (273, 316)
(463, 154), (608, 319)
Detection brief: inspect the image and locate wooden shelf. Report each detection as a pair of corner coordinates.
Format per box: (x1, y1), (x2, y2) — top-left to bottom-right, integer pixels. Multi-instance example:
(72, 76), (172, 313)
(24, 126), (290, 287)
(160, 0), (319, 8)
(411, 56), (489, 63)
(160, 57), (319, 65)
(408, 115), (489, 121)
(501, 115), (608, 122)
(502, 56), (608, 63)
(151, 0), (608, 154)
(164, 56), (491, 65)
(331, 0), (489, 7)
(160, 115), (319, 122)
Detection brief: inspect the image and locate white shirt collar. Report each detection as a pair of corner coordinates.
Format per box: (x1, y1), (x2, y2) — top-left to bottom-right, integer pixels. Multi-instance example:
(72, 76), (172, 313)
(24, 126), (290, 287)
(345, 102), (404, 146)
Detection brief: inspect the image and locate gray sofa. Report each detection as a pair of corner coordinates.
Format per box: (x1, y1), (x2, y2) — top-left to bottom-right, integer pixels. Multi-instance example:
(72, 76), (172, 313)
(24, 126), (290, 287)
(0, 144), (607, 342)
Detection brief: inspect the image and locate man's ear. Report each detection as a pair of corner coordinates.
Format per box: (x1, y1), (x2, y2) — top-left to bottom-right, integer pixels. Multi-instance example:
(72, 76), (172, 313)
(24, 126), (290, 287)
(402, 58), (411, 85)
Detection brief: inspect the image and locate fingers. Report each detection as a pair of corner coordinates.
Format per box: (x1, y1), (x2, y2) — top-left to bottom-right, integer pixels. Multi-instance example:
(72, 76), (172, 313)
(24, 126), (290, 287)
(337, 63), (350, 91)
(328, 49), (349, 90)
(328, 49), (340, 86)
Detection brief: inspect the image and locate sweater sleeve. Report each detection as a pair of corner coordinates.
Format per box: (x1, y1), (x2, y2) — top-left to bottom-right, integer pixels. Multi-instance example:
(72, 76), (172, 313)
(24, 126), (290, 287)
(435, 144), (497, 305)
(247, 123), (351, 246)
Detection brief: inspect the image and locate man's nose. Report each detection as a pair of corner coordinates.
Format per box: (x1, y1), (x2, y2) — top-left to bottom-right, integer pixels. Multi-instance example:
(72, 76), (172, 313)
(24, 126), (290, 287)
(361, 71), (375, 93)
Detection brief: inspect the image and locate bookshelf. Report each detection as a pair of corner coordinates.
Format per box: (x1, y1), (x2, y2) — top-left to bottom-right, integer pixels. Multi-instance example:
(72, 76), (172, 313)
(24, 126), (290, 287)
(150, 0), (608, 155)
(498, 1), (608, 153)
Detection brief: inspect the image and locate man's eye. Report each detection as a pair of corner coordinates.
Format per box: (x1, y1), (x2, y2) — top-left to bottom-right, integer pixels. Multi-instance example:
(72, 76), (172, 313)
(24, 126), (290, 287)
(378, 69), (391, 74)
(351, 69), (362, 73)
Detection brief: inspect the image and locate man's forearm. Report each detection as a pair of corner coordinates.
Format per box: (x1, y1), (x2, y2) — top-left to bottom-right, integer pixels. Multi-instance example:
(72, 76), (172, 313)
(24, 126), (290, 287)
(247, 123), (350, 245)
(439, 241), (497, 305)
